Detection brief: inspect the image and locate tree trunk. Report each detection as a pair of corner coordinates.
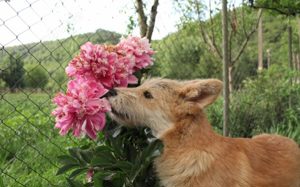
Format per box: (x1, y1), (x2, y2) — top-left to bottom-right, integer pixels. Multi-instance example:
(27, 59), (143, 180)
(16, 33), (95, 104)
(288, 25), (293, 108)
(228, 65), (233, 93)
(146, 0), (159, 42)
(296, 53), (300, 83)
(135, 0), (159, 42)
(296, 53), (300, 71)
(266, 49), (271, 68)
(293, 52), (297, 70)
(136, 0), (148, 37)
(222, 0), (230, 137)
(258, 9), (263, 72)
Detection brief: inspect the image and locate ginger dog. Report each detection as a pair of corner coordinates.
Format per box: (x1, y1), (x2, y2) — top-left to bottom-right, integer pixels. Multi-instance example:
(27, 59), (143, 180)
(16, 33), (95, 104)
(107, 78), (300, 187)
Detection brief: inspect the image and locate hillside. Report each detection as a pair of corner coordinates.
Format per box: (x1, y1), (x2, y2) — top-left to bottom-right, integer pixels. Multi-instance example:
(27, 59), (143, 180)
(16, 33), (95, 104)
(1, 29), (121, 68)
(1, 8), (300, 90)
(0, 29), (122, 90)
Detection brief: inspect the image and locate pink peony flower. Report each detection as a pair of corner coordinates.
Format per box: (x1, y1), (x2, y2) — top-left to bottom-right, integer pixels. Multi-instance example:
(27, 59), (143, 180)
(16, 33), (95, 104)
(53, 36), (154, 139)
(66, 43), (117, 88)
(117, 36), (155, 71)
(52, 77), (111, 139)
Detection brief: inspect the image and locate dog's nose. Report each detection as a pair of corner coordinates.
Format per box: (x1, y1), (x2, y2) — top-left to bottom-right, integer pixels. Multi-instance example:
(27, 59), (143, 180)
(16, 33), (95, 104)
(103, 88), (118, 98)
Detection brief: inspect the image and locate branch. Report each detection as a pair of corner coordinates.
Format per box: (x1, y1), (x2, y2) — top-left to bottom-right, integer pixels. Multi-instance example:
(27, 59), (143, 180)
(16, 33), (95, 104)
(194, 0), (222, 59)
(229, 27), (233, 63)
(250, 5), (299, 16)
(209, 0), (216, 46)
(232, 8), (262, 63)
(241, 2), (248, 36)
(135, 0), (148, 37)
(146, 0), (159, 42)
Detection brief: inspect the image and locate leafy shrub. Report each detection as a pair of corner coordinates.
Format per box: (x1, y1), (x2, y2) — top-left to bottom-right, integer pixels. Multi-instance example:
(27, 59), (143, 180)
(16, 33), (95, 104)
(46, 69), (67, 91)
(25, 66), (49, 89)
(206, 64), (300, 143)
(0, 55), (25, 92)
(229, 65), (300, 139)
(152, 24), (221, 80)
(0, 79), (5, 89)
(57, 123), (163, 187)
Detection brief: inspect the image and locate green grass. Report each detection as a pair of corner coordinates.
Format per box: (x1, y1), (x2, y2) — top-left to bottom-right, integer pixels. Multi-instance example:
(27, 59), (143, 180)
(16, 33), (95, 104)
(0, 92), (87, 187)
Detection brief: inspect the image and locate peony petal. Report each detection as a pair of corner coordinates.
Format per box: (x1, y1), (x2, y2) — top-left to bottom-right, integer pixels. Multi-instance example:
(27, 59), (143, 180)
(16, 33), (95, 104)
(85, 120), (97, 140)
(128, 75), (138, 84)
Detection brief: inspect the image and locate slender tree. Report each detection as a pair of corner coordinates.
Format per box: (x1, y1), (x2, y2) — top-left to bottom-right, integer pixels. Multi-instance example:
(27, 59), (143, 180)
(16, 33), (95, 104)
(249, 0), (300, 108)
(1, 55), (25, 92)
(135, 0), (159, 42)
(176, 0), (262, 92)
(222, 0), (230, 136)
(258, 9), (263, 72)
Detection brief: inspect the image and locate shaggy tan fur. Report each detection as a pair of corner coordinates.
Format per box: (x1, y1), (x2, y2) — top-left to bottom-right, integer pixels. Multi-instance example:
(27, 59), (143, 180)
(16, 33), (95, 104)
(108, 78), (300, 187)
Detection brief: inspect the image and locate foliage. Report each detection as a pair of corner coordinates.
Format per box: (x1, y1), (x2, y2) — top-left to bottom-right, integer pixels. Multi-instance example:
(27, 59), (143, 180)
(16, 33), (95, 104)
(207, 65), (300, 143)
(25, 66), (49, 89)
(231, 65), (300, 141)
(251, 0), (300, 16)
(152, 23), (222, 79)
(0, 79), (5, 89)
(56, 125), (163, 187)
(152, 6), (300, 88)
(0, 55), (25, 92)
(46, 69), (67, 91)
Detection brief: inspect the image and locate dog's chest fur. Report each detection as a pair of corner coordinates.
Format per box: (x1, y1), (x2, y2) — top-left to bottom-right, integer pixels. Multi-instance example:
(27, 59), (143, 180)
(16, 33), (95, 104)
(154, 149), (216, 187)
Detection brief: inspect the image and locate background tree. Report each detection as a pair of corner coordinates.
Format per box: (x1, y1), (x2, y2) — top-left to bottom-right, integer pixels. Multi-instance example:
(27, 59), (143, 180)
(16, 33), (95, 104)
(175, 0), (262, 92)
(257, 9), (264, 72)
(152, 24), (222, 79)
(222, 0), (230, 136)
(135, 0), (159, 42)
(25, 66), (49, 89)
(249, 0), (300, 107)
(0, 55), (25, 92)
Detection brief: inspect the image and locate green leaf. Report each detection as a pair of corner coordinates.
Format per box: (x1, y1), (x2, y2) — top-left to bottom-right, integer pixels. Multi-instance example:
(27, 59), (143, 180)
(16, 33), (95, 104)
(129, 139), (163, 182)
(92, 147), (116, 166)
(93, 177), (103, 187)
(57, 155), (79, 165)
(56, 164), (78, 175)
(66, 178), (83, 187)
(68, 148), (87, 166)
(0, 175), (4, 187)
(69, 168), (88, 179)
(94, 146), (113, 154)
(112, 126), (122, 138)
(93, 172), (114, 187)
(91, 157), (114, 167)
(113, 161), (133, 172)
(79, 149), (93, 163)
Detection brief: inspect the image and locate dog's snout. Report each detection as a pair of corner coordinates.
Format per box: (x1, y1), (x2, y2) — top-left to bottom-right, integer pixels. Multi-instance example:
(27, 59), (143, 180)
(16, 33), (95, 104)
(103, 88), (118, 98)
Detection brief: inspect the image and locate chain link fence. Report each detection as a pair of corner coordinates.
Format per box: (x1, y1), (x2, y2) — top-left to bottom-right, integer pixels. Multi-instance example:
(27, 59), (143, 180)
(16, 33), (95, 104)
(0, 0), (128, 186)
(0, 0), (179, 186)
(1, 0), (300, 186)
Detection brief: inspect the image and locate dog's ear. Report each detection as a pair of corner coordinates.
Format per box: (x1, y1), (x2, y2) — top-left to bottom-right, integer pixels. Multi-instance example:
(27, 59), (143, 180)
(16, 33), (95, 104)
(179, 79), (223, 108)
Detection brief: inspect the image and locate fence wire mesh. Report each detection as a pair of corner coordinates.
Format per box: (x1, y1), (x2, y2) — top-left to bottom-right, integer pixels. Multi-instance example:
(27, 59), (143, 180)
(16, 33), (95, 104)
(1, 0), (300, 186)
(0, 0), (179, 186)
(0, 0), (125, 186)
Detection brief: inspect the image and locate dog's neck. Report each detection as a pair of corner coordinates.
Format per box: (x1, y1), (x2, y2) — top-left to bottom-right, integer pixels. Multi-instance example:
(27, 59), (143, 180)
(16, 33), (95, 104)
(159, 111), (218, 147)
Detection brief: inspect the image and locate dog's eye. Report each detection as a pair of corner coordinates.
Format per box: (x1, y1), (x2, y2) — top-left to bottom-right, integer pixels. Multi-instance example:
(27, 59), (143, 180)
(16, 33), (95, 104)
(143, 91), (153, 99)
